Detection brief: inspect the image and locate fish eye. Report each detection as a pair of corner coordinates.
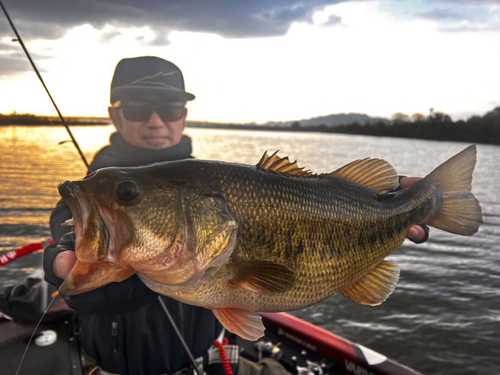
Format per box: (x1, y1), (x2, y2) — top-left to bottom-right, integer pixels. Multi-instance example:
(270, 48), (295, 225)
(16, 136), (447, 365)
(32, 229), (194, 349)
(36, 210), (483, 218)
(116, 180), (140, 202)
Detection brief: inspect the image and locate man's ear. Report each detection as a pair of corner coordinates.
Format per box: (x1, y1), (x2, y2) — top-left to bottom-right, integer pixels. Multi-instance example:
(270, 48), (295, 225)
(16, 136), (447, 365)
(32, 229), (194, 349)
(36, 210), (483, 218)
(109, 107), (121, 130)
(181, 107), (188, 131)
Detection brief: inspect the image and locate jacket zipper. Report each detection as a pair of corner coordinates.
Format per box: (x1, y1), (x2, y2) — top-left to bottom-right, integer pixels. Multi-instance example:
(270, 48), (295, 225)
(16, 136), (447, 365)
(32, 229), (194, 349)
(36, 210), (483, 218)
(111, 321), (119, 357)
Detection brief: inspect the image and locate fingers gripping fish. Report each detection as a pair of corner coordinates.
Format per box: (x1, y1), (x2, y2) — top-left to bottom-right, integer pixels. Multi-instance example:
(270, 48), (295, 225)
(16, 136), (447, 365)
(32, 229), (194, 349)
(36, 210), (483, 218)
(58, 146), (483, 341)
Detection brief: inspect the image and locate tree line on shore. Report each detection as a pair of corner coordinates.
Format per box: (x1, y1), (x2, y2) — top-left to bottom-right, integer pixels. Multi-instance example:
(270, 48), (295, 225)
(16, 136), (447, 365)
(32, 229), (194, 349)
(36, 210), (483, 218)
(291, 106), (500, 145)
(0, 113), (111, 125)
(2, 106), (499, 145)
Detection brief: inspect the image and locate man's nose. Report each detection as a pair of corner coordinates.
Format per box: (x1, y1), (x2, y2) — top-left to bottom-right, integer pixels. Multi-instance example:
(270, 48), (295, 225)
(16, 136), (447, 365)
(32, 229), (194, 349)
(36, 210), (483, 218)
(146, 110), (166, 127)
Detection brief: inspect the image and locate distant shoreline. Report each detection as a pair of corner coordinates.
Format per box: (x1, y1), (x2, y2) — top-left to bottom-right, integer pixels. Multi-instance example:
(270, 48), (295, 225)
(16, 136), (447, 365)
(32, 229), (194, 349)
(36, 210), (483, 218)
(0, 115), (112, 126)
(3, 120), (499, 146)
(0, 122), (112, 126)
(1, 109), (499, 146)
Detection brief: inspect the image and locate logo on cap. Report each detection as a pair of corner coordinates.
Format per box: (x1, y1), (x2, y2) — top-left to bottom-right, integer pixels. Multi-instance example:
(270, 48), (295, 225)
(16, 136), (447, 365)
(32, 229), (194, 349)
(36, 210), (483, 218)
(131, 71), (182, 88)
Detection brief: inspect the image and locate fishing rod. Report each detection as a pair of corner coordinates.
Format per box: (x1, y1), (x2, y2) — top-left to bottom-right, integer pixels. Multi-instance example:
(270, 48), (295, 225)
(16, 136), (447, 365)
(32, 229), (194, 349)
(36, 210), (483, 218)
(0, 0), (90, 171)
(158, 298), (202, 375)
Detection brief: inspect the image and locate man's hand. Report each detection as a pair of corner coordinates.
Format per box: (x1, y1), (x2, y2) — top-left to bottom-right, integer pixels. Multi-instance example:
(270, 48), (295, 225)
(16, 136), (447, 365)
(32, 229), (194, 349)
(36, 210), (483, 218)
(407, 225), (428, 242)
(53, 251), (77, 279)
(400, 177), (429, 244)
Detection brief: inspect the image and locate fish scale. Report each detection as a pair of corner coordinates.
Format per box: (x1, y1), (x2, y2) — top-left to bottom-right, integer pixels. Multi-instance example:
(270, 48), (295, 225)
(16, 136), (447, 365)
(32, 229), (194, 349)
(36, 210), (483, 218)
(58, 146), (482, 340)
(149, 161), (437, 310)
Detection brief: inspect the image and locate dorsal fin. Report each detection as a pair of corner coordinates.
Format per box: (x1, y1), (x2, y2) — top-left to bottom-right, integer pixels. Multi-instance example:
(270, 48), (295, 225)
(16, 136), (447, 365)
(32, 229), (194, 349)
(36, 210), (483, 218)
(257, 151), (313, 177)
(327, 158), (399, 194)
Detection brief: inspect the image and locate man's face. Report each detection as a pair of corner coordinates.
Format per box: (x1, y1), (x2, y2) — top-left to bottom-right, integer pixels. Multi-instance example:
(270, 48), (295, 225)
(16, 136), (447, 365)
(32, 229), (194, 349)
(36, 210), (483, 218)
(109, 95), (187, 150)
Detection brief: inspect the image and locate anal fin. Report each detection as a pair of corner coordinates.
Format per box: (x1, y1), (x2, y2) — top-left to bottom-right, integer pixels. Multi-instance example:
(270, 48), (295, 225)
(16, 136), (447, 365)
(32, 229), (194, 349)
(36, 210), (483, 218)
(341, 260), (400, 306)
(212, 308), (265, 341)
(230, 260), (295, 294)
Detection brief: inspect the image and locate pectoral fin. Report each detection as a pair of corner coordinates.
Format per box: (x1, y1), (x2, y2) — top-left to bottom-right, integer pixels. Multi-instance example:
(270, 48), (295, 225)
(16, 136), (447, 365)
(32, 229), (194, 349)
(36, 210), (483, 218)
(212, 308), (265, 341)
(341, 260), (400, 306)
(230, 260), (295, 294)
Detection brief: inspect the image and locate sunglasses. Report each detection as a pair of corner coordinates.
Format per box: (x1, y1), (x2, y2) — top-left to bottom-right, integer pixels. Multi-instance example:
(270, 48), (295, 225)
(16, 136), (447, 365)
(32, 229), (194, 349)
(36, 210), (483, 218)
(113, 100), (185, 123)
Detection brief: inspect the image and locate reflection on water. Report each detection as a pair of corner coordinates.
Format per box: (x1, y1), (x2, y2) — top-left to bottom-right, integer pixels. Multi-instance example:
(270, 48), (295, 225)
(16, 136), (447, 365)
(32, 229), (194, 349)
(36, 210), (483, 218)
(1, 125), (499, 374)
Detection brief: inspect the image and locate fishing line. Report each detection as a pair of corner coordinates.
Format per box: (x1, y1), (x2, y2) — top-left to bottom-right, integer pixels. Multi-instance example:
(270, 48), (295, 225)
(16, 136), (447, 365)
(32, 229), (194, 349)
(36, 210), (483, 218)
(14, 292), (59, 375)
(158, 297), (202, 375)
(0, 0), (90, 171)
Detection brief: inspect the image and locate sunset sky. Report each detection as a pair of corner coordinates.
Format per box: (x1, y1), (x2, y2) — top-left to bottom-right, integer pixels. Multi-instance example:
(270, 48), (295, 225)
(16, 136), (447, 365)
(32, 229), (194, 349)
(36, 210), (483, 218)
(1, 0), (499, 124)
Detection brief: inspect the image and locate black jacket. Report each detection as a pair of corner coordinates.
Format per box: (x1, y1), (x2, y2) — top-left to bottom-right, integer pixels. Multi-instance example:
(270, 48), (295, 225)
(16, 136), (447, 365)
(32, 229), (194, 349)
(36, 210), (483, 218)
(43, 133), (223, 375)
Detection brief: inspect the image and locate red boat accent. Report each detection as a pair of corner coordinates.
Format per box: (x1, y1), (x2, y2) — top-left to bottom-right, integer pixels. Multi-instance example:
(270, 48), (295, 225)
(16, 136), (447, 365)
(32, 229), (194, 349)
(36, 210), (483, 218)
(261, 312), (357, 362)
(0, 240), (54, 266)
(261, 312), (422, 375)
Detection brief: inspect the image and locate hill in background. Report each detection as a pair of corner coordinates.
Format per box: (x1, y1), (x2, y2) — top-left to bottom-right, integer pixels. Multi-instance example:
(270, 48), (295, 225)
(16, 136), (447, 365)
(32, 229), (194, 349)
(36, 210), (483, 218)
(263, 113), (390, 128)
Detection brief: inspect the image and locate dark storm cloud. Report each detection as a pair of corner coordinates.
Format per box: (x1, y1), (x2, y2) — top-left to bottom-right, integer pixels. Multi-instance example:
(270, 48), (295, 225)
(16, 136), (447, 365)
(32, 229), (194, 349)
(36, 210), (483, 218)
(0, 0), (343, 76)
(0, 0), (345, 41)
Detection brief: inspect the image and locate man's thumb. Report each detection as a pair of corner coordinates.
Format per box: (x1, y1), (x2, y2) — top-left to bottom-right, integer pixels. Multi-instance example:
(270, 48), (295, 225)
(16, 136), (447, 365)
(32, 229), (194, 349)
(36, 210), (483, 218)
(54, 251), (77, 279)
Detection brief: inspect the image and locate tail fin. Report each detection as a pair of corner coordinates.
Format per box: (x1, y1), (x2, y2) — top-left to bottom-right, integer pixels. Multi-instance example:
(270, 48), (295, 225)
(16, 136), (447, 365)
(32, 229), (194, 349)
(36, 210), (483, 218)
(425, 145), (483, 235)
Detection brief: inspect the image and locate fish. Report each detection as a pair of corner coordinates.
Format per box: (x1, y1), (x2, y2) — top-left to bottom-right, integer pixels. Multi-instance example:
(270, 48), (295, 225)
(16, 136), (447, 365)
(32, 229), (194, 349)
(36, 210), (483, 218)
(58, 145), (483, 340)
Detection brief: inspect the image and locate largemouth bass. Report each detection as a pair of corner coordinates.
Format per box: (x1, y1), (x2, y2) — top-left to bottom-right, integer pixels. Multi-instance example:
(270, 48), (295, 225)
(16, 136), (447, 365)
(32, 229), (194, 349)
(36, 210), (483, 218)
(58, 146), (482, 340)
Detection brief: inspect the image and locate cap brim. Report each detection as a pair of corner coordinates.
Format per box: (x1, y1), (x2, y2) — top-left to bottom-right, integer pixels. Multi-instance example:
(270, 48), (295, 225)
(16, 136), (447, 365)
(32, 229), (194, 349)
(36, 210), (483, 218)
(111, 85), (195, 103)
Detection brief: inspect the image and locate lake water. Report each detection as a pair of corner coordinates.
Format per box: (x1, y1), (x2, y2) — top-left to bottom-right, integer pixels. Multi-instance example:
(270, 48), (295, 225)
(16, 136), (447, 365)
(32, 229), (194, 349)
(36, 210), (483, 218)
(0, 125), (499, 374)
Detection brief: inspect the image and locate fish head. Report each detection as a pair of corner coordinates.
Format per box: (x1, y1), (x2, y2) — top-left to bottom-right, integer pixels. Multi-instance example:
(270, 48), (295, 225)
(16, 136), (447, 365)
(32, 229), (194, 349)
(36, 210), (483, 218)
(58, 163), (238, 295)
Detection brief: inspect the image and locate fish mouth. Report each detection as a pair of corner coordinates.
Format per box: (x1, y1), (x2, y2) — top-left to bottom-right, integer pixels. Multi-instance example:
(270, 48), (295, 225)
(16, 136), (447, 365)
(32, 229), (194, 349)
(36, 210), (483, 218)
(58, 181), (133, 295)
(58, 181), (110, 258)
(59, 260), (133, 296)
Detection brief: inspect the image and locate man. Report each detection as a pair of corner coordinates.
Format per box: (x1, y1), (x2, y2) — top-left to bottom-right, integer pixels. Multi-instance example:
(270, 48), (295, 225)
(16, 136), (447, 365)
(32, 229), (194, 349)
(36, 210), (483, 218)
(44, 56), (224, 375)
(44, 56), (428, 375)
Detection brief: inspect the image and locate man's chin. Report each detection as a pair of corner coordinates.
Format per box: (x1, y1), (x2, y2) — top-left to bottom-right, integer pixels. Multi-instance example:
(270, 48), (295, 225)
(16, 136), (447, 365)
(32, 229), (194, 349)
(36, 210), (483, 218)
(142, 137), (171, 149)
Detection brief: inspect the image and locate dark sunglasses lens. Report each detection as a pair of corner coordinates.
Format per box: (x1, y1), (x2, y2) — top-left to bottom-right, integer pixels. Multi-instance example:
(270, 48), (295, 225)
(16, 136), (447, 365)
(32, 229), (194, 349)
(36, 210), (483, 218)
(120, 102), (184, 122)
(122, 104), (153, 122)
(158, 106), (184, 122)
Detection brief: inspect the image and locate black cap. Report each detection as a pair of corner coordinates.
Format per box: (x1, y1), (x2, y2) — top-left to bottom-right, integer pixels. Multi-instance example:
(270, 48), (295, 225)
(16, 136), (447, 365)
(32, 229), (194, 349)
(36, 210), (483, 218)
(110, 56), (195, 103)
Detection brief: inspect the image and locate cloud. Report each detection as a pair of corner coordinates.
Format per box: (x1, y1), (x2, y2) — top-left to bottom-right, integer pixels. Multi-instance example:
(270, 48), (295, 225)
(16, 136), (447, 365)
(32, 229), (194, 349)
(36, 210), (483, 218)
(0, 0), (345, 77)
(414, 2), (500, 33)
(1, 1), (498, 42)
(434, 0), (500, 4)
(439, 23), (500, 33)
(322, 14), (342, 26)
(0, 48), (49, 77)
(0, 0), (344, 41)
(99, 30), (122, 44)
(417, 8), (465, 21)
(0, 54), (30, 76)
